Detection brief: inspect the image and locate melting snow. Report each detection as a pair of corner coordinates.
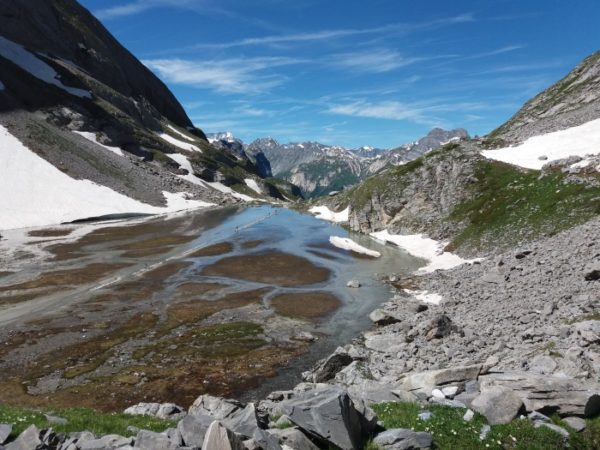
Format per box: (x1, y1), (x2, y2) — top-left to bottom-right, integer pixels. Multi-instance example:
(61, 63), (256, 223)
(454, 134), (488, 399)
(166, 153), (206, 187)
(0, 36), (91, 98)
(329, 236), (381, 257)
(370, 229), (480, 273)
(404, 289), (443, 305)
(0, 125), (213, 230)
(207, 181), (256, 202)
(167, 124), (195, 142)
(309, 206), (349, 223)
(482, 118), (600, 170)
(159, 132), (201, 152)
(244, 178), (262, 194)
(73, 131), (124, 157)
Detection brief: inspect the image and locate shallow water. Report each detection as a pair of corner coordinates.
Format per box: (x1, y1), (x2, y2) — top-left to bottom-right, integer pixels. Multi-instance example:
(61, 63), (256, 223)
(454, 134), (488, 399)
(0, 205), (423, 407)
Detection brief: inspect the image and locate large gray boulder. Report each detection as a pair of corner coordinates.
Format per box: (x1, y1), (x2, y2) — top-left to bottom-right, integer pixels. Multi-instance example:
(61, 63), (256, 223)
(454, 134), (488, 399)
(79, 434), (133, 450)
(6, 426), (42, 450)
(124, 402), (186, 421)
(268, 428), (319, 450)
(401, 365), (482, 396)
(252, 429), (282, 450)
(471, 386), (524, 425)
(373, 428), (433, 450)
(201, 421), (245, 450)
(177, 414), (213, 448)
(188, 395), (259, 438)
(275, 385), (377, 450)
(135, 430), (178, 450)
(303, 348), (353, 383)
(0, 425), (11, 445)
(479, 371), (600, 417)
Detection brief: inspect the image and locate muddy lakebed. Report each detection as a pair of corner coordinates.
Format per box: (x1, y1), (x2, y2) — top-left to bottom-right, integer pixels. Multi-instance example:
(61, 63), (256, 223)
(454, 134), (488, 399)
(0, 205), (423, 411)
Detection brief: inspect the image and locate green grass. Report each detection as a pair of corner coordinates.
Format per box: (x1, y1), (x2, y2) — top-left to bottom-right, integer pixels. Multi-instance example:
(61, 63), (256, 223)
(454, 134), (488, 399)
(371, 402), (600, 450)
(0, 405), (176, 441)
(447, 160), (600, 251)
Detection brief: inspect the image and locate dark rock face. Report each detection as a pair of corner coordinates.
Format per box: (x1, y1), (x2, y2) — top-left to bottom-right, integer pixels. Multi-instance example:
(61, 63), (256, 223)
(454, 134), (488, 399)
(0, 0), (190, 127)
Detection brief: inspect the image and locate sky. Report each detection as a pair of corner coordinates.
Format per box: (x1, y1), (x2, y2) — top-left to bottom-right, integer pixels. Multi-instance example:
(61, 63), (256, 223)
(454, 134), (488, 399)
(79, 0), (600, 149)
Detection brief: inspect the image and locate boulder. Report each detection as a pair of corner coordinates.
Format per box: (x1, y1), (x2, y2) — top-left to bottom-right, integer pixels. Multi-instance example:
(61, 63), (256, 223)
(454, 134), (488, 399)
(177, 414), (213, 447)
(401, 365), (482, 396)
(373, 428), (433, 450)
(0, 425), (11, 445)
(201, 421), (245, 450)
(471, 386), (524, 425)
(252, 429), (282, 450)
(189, 395), (259, 438)
(303, 348), (353, 383)
(424, 315), (455, 341)
(529, 355), (557, 374)
(268, 428), (319, 450)
(563, 416), (586, 432)
(534, 422), (570, 440)
(135, 430), (178, 450)
(124, 402), (186, 420)
(276, 385), (377, 450)
(573, 321), (600, 346)
(479, 371), (600, 417)
(6, 425), (42, 450)
(79, 434), (133, 450)
(369, 309), (401, 326)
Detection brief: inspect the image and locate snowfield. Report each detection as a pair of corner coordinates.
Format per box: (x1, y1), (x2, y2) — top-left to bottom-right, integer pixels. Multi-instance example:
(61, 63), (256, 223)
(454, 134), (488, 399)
(309, 206), (350, 223)
(370, 229), (480, 273)
(0, 125), (213, 230)
(329, 236), (381, 258)
(206, 181), (256, 202)
(404, 289), (443, 305)
(73, 131), (124, 157)
(166, 153), (207, 187)
(482, 118), (600, 170)
(158, 132), (201, 152)
(244, 178), (262, 195)
(0, 36), (90, 98)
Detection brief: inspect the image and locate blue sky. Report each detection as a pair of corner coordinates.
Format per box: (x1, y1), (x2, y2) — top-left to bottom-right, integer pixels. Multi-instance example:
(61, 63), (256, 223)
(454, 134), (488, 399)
(80, 0), (600, 148)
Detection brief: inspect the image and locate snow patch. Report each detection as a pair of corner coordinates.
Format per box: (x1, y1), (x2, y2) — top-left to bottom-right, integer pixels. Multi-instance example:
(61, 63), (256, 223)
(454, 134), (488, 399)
(0, 36), (91, 98)
(166, 153), (207, 187)
(167, 124), (195, 142)
(370, 229), (480, 273)
(329, 236), (381, 257)
(482, 118), (600, 170)
(405, 289), (443, 305)
(244, 178), (262, 195)
(159, 132), (201, 152)
(207, 181), (256, 202)
(309, 206), (349, 223)
(0, 125), (213, 230)
(73, 131), (124, 157)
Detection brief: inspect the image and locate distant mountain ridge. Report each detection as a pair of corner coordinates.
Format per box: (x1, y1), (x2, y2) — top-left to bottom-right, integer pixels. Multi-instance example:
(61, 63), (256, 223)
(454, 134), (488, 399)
(209, 128), (469, 197)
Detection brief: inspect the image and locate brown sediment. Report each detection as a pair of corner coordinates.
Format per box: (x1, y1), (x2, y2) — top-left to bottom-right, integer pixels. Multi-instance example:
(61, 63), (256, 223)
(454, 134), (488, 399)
(175, 282), (225, 298)
(163, 288), (270, 331)
(118, 235), (197, 258)
(189, 242), (234, 257)
(0, 271), (14, 278)
(28, 228), (74, 238)
(240, 240), (264, 249)
(0, 263), (130, 292)
(270, 292), (341, 321)
(202, 251), (331, 287)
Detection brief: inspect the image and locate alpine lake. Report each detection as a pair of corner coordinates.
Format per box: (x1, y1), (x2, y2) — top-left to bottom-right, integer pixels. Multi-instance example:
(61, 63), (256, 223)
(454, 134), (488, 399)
(0, 205), (423, 411)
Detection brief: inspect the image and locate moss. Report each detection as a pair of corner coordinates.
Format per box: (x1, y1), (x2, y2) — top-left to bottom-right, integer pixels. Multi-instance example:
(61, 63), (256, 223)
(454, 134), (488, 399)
(447, 160), (600, 251)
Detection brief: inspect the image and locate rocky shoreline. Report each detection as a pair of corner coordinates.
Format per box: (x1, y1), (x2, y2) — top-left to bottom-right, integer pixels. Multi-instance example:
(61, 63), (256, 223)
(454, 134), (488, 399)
(3, 213), (600, 449)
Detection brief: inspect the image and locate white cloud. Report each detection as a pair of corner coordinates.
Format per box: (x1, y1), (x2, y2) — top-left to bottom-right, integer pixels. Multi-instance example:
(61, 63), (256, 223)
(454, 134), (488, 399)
(328, 100), (430, 123)
(332, 49), (424, 74)
(96, 0), (201, 19)
(142, 56), (302, 93)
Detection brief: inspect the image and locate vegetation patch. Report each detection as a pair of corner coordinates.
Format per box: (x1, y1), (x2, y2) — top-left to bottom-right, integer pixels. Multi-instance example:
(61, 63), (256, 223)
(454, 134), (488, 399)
(0, 405), (176, 441)
(448, 160), (600, 251)
(372, 402), (600, 450)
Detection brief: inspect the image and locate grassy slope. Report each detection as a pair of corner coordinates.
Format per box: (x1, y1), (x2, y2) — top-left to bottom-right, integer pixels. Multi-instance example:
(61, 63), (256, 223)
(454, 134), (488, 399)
(447, 161), (600, 251)
(0, 405), (176, 441)
(371, 402), (600, 450)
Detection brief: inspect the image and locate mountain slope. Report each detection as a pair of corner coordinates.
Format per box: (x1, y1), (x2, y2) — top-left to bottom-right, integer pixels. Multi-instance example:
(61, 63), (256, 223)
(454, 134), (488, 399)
(489, 50), (600, 145)
(0, 0), (283, 229)
(323, 50), (600, 254)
